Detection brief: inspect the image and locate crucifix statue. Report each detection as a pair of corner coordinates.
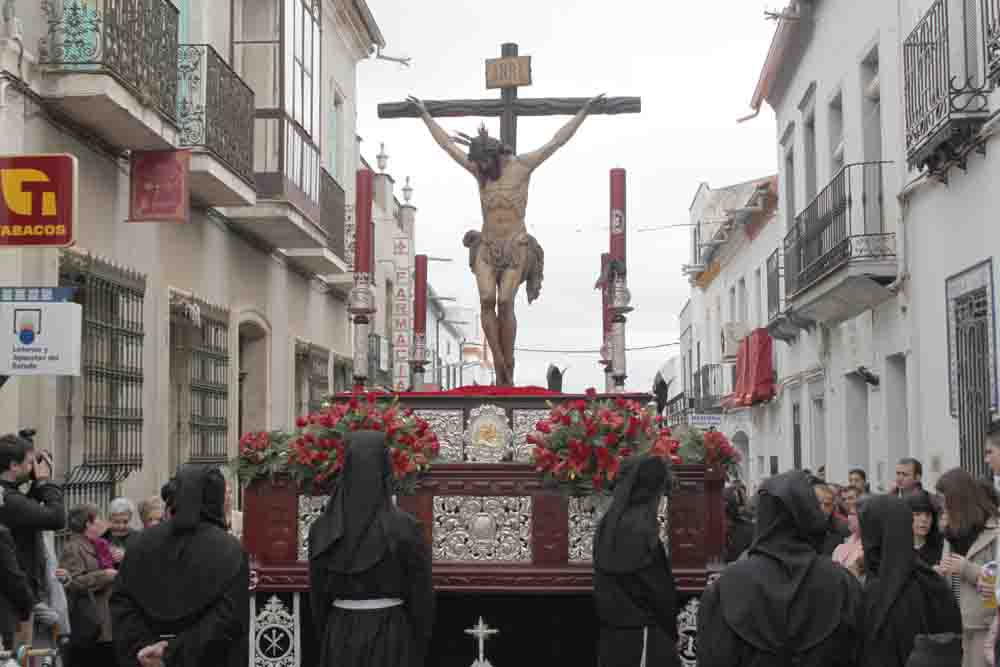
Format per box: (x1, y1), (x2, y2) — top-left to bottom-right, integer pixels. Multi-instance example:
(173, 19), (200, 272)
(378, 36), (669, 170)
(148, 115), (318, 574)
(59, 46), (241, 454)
(379, 43), (640, 386)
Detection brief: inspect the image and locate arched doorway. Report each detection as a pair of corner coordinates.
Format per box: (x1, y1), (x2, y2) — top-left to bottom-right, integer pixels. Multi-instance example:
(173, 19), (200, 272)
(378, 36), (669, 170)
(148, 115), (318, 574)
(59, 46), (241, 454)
(237, 314), (270, 437)
(732, 430), (750, 482)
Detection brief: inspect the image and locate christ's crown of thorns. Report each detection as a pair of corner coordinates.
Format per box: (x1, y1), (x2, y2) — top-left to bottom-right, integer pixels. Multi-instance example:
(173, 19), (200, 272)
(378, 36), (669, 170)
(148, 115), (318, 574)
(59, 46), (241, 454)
(452, 124), (492, 147)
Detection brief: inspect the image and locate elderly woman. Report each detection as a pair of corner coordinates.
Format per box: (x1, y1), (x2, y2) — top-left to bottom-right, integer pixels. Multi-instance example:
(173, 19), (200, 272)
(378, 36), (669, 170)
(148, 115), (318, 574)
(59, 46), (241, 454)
(104, 497), (138, 568)
(136, 496), (165, 529)
(60, 504), (118, 665)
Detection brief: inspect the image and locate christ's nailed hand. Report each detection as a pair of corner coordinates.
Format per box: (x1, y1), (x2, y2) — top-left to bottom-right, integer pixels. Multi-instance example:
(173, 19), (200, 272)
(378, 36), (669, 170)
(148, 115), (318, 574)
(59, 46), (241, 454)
(407, 96), (427, 114)
(586, 93), (607, 110)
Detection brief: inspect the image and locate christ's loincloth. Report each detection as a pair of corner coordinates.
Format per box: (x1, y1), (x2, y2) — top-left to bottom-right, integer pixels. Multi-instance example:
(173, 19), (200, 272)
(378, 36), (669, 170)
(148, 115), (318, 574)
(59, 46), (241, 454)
(463, 230), (545, 303)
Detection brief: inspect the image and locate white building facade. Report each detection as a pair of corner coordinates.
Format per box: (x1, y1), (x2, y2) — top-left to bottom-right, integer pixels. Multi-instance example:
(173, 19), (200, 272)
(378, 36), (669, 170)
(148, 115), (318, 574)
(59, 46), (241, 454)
(0, 0), (386, 508)
(680, 0), (925, 490)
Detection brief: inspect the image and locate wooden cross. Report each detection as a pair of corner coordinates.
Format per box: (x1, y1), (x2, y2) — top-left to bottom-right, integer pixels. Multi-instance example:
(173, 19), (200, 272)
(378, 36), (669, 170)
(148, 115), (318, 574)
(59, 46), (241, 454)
(378, 43), (641, 154)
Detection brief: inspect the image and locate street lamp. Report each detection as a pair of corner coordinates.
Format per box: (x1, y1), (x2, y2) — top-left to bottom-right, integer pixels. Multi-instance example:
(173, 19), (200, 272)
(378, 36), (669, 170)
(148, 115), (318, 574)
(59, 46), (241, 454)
(376, 142), (389, 172)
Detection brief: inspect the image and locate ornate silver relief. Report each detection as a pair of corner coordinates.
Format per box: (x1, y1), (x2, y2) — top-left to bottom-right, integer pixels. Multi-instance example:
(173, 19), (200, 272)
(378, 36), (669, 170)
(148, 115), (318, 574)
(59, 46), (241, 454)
(414, 409), (464, 462)
(677, 597), (700, 667)
(297, 495), (329, 561)
(464, 404), (512, 463)
(432, 496), (532, 561)
(568, 496), (670, 563)
(511, 409), (550, 463)
(252, 594), (299, 667)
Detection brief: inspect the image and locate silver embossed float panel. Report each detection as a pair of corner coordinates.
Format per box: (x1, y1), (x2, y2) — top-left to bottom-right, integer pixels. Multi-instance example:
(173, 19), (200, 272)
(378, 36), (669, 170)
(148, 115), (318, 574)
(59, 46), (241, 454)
(413, 409), (464, 462)
(511, 409), (550, 463)
(297, 495), (329, 561)
(568, 496), (670, 563)
(432, 496), (532, 561)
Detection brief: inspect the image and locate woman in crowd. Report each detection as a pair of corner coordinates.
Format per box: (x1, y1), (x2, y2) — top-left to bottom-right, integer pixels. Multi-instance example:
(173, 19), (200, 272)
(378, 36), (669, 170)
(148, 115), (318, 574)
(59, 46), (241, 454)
(935, 467), (1000, 667)
(833, 496), (865, 580)
(104, 497), (139, 568)
(908, 490), (944, 566)
(308, 432), (434, 667)
(859, 495), (962, 667)
(136, 496), (164, 529)
(60, 504), (118, 665)
(593, 455), (680, 666)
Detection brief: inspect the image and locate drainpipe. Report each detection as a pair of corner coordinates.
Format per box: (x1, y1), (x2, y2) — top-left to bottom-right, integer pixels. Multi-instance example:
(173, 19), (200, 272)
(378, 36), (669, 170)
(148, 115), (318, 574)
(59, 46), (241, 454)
(889, 0), (910, 295)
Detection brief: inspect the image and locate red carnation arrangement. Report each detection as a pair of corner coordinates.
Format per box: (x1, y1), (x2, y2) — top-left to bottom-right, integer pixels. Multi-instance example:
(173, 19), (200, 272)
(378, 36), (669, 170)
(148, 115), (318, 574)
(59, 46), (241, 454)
(235, 394), (440, 495)
(529, 388), (680, 496)
(675, 428), (741, 478)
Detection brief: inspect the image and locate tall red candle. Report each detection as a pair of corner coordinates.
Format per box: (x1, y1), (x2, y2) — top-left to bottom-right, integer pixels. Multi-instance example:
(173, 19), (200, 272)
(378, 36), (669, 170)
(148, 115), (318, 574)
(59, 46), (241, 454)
(413, 254), (427, 335)
(354, 169), (374, 277)
(609, 168), (626, 267)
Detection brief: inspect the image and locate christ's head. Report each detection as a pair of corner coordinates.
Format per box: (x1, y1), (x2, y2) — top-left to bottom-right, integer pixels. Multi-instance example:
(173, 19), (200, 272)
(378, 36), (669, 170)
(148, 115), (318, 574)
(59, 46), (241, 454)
(468, 124), (512, 185)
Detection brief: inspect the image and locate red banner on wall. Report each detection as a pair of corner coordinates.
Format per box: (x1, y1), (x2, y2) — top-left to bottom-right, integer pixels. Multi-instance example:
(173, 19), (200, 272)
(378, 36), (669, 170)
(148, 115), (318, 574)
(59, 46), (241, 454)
(0, 154), (78, 247)
(129, 150), (190, 223)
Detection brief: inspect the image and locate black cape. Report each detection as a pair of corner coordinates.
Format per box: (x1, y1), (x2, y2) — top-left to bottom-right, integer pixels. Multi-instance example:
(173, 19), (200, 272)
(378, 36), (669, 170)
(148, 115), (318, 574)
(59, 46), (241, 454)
(859, 495), (962, 667)
(593, 455), (680, 667)
(308, 431), (435, 667)
(697, 470), (864, 667)
(111, 465), (249, 667)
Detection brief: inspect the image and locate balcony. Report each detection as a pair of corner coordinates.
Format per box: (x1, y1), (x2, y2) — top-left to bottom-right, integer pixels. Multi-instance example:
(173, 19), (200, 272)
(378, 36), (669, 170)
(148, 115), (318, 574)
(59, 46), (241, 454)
(783, 162), (897, 326)
(283, 169), (350, 276)
(38, 0), (179, 150)
(904, 0), (991, 175)
(177, 44), (256, 206)
(692, 364), (726, 412)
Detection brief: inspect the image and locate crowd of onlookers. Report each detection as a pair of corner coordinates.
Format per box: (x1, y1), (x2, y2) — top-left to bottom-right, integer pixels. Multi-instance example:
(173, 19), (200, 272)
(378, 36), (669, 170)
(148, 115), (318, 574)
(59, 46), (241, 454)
(0, 431), (243, 666)
(722, 427), (1000, 667)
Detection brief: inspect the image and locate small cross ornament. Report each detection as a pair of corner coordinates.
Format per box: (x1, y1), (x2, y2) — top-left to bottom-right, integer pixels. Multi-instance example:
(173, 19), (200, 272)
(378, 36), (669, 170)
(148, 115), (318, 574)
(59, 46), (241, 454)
(465, 616), (499, 667)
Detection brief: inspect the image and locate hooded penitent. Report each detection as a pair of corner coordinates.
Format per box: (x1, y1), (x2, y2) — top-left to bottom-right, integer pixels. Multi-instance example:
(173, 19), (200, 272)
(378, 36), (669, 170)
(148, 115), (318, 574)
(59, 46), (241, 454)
(859, 495), (961, 667)
(697, 470), (864, 667)
(111, 465), (249, 667)
(592, 455), (680, 667)
(594, 455), (671, 574)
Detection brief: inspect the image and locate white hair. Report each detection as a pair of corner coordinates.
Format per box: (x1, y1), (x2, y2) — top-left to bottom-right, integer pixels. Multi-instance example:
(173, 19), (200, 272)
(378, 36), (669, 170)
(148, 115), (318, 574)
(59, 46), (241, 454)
(108, 497), (136, 517)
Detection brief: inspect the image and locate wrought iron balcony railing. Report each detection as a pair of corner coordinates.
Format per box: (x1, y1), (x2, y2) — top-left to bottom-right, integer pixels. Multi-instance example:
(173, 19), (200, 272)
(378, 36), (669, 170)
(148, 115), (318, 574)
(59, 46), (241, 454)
(663, 392), (691, 429)
(321, 168), (347, 260)
(784, 162), (895, 298)
(904, 0), (990, 173)
(984, 0), (1000, 84)
(39, 0), (180, 123)
(178, 44), (255, 186)
(692, 364), (726, 411)
(767, 249), (781, 322)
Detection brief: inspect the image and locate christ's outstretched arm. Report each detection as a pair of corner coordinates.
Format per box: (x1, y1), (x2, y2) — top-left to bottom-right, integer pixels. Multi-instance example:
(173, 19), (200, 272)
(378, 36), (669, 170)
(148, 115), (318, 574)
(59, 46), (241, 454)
(519, 93), (606, 171)
(409, 96), (478, 177)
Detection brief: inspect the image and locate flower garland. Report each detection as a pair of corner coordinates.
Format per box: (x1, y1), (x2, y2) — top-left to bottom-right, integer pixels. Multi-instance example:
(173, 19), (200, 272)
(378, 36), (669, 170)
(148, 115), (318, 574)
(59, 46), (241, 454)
(529, 389), (681, 496)
(235, 394), (440, 494)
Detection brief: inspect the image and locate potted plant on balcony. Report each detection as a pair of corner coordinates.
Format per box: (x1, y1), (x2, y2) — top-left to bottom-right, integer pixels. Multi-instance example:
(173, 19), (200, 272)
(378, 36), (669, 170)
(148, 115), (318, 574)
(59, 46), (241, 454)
(529, 389), (681, 500)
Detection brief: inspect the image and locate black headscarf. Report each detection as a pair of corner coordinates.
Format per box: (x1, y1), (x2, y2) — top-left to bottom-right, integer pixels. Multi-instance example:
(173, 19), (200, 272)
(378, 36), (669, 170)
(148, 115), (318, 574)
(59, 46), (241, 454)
(859, 494), (961, 660)
(718, 470), (843, 656)
(593, 455), (670, 574)
(906, 490), (943, 565)
(115, 465), (244, 622)
(308, 431), (402, 574)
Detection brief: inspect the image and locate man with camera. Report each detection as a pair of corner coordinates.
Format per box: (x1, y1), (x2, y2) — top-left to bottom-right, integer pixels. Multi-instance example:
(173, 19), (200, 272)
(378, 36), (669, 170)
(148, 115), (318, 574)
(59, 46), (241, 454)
(0, 432), (66, 647)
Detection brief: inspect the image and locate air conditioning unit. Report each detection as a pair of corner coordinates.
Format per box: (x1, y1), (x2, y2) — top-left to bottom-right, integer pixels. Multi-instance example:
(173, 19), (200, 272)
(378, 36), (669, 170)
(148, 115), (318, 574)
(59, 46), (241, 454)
(722, 321), (750, 362)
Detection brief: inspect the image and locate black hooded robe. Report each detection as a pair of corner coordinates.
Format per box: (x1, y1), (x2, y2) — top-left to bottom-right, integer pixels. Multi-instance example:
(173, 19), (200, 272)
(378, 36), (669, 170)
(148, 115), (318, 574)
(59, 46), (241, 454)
(593, 455), (680, 667)
(858, 495), (962, 667)
(308, 431), (435, 667)
(697, 470), (864, 667)
(110, 465), (249, 667)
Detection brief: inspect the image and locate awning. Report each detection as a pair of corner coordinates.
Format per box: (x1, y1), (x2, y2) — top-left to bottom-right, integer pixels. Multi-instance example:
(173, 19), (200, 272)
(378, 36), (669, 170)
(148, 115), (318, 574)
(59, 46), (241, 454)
(732, 328), (776, 407)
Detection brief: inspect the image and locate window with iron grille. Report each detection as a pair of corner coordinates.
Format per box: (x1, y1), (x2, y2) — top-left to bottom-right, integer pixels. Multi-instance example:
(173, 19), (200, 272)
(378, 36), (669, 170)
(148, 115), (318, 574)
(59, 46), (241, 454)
(58, 250), (146, 517)
(189, 314), (230, 463)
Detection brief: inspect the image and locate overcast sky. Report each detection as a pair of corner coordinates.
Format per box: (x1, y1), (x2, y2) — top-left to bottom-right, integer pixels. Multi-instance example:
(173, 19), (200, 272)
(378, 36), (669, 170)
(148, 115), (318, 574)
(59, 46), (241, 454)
(355, 0), (778, 393)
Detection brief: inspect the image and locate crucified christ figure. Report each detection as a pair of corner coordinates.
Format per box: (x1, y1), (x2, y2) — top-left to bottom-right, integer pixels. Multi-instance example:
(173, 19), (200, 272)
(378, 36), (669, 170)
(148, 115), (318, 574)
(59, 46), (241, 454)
(408, 93), (605, 386)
